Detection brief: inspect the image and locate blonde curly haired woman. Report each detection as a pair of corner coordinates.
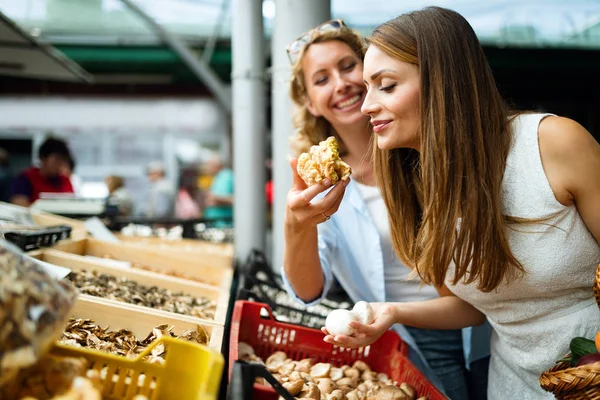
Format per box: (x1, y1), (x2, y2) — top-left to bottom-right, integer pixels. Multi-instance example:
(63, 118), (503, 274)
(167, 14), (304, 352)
(280, 19), (491, 399)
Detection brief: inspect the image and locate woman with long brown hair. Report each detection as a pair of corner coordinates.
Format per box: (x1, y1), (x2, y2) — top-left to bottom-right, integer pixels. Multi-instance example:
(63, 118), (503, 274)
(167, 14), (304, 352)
(322, 6), (600, 399)
(282, 19), (491, 399)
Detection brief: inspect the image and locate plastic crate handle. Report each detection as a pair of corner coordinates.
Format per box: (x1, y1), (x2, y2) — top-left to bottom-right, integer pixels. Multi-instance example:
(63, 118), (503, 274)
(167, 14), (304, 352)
(227, 361), (295, 400)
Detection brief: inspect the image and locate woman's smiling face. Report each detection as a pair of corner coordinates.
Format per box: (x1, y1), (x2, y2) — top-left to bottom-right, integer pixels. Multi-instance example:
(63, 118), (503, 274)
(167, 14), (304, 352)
(361, 44), (421, 151)
(302, 40), (368, 129)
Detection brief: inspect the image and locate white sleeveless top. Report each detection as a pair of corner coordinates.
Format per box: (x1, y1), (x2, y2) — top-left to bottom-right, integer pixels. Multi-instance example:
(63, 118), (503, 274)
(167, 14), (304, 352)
(448, 114), (600, 399)
(353, 181), (438, 303)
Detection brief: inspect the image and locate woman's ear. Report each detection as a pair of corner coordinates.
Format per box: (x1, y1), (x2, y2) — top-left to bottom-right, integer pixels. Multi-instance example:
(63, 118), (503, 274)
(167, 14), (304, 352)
(304, 97), (321, 117)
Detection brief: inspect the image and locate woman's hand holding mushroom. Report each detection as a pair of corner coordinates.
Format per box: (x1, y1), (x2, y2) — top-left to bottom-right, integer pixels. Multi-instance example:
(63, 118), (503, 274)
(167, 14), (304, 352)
(286, 158), (349, 229)
(322, 302), (397, 349)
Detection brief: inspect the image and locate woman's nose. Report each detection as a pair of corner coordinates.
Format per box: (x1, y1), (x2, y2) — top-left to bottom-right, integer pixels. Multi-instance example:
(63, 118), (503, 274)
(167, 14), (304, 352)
(333, 73), (349, 94)
(361, 90), (377, 115)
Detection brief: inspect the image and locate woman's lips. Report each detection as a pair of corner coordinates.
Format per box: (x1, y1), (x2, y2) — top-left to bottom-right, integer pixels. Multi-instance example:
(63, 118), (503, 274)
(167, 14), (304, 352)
(371, 120), (392, 133)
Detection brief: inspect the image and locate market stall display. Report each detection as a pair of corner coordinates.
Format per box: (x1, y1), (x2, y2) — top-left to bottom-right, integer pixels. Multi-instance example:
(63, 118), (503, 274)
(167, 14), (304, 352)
(28, 248), (230, 325)
(49, 238), (233, 289)
(69, 295), (225, 354)
(0, 205), (449, 398)
(228, 301), (444, 400)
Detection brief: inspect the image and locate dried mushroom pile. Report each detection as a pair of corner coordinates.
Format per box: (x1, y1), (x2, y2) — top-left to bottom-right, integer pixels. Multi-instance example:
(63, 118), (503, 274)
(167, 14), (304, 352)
(239, 343), (428, 400)
(67, 270), (216, 320)
(1, 353), (102, 400)
(60, 318), (209, 364)
(1, 353), (150, 400)
(0, 244), (78, 387)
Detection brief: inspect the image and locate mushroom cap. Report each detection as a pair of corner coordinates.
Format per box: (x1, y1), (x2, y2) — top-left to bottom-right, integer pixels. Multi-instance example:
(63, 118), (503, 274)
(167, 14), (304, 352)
(325, 309), (358, 336)
(351, 301), (375, 325)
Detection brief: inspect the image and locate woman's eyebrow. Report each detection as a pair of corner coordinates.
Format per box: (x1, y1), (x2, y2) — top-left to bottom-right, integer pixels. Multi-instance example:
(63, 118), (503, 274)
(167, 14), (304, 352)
(369, 68), (396, 81)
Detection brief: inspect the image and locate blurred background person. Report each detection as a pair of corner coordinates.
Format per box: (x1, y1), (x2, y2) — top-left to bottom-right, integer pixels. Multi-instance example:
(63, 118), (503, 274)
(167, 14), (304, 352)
(175, 168), (202, 220)
(143, 161), (175, 218)
(9, 137), (74, 207)
(203, 155), (233, 226)
(105, 175), (133, 217)
(61, 155), (82, 196)
(0, 148), (12, 203)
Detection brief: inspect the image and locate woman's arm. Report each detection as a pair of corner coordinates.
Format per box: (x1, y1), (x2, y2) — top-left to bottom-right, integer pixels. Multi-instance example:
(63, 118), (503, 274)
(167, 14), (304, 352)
(539, 116), (600, 242)
(283, 158), (349, 302)
(323, 285), (486, 348)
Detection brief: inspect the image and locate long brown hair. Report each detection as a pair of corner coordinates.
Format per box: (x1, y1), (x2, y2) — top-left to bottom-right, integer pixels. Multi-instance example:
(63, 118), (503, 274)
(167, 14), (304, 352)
(371, 6), (523, 292)
(289, 26), (367, 156)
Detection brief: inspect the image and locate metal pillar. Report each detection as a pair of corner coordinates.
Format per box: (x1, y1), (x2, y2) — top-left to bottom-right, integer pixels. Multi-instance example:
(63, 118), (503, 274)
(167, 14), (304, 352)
(271, 0), (330, 268)
(119, 0), (232, 113)
(232, 0), (266, 259)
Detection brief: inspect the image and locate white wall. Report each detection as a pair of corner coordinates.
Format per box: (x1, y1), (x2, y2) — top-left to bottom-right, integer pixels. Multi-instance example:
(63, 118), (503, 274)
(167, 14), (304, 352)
(0, 97), (225, 136)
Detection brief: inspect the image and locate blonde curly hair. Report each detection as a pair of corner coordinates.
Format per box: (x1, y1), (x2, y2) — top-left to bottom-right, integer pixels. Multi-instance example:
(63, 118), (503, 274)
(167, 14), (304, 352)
(288, 25), (367, 157)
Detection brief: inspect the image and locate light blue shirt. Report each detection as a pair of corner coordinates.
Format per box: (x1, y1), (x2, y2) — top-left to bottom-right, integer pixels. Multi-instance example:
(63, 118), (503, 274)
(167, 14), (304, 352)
(281, 181), (492, 390)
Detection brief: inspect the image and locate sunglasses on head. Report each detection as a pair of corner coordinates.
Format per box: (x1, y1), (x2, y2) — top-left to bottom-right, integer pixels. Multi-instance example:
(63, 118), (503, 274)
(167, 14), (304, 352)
(286, 19), (346, 65)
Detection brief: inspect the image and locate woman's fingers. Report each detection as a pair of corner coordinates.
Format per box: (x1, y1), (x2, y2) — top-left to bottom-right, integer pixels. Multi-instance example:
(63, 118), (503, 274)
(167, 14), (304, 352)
(347, 321), (376, 335)
(323, 334), (367, 349)
(288, 179), (331, 209)
(320, 179), (349, 216)
(288, 158), (307, 191)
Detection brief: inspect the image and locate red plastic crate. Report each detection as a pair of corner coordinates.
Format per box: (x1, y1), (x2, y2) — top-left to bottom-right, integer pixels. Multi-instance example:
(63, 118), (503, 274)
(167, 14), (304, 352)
(229, 300), (446, 400)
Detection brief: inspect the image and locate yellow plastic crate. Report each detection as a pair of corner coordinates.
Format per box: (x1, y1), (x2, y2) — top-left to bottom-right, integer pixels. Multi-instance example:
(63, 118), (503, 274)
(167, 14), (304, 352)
(50, 336), (224, 400)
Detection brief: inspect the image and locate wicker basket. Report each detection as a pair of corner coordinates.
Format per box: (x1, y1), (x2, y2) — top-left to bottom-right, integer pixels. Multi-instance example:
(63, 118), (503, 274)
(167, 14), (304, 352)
(539, 264), (600, 399)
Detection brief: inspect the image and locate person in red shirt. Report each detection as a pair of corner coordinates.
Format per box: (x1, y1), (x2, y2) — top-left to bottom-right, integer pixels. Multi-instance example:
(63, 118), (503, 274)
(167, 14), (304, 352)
(10, 137), (74, 207)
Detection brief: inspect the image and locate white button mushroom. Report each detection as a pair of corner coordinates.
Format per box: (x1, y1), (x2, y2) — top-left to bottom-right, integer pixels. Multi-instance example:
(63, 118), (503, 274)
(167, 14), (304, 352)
(325, 309), (358, 336)
(351, 301), (375, 325)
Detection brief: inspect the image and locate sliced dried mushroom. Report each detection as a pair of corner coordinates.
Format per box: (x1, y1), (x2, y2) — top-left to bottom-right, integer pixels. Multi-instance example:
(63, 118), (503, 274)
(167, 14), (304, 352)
(295, 358), (313, 373)
(353, 360), (370, 372)
(67, 270), (217, 320)
(2, 353), (101, 400)
(266, 351), (288, 364)
(279, 360), (296, 376)
(399, 383), (416, 400)
(300, 372), (313, 383)
(288, 371), (303, 382)
(282, 380), (304, 396)
(346, 389), (362, 400)
(266, 359), (285, 373)
(325, 390), (344, 400)
(0, 245), (77, 385)
(335, 377), (357, 388)
(241, 345), (428, 400)
(329, 367), (344, 382)
(316, 378), (336, 395)
(362, 370), (377, 381)
(238, 342), (255, 360)
(344, 368), (360, 380)
(298, 382), (321, 399)
(376, 385), (410, 400)
(309, 363), (331, 379)
(60, 318), (208, 363)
